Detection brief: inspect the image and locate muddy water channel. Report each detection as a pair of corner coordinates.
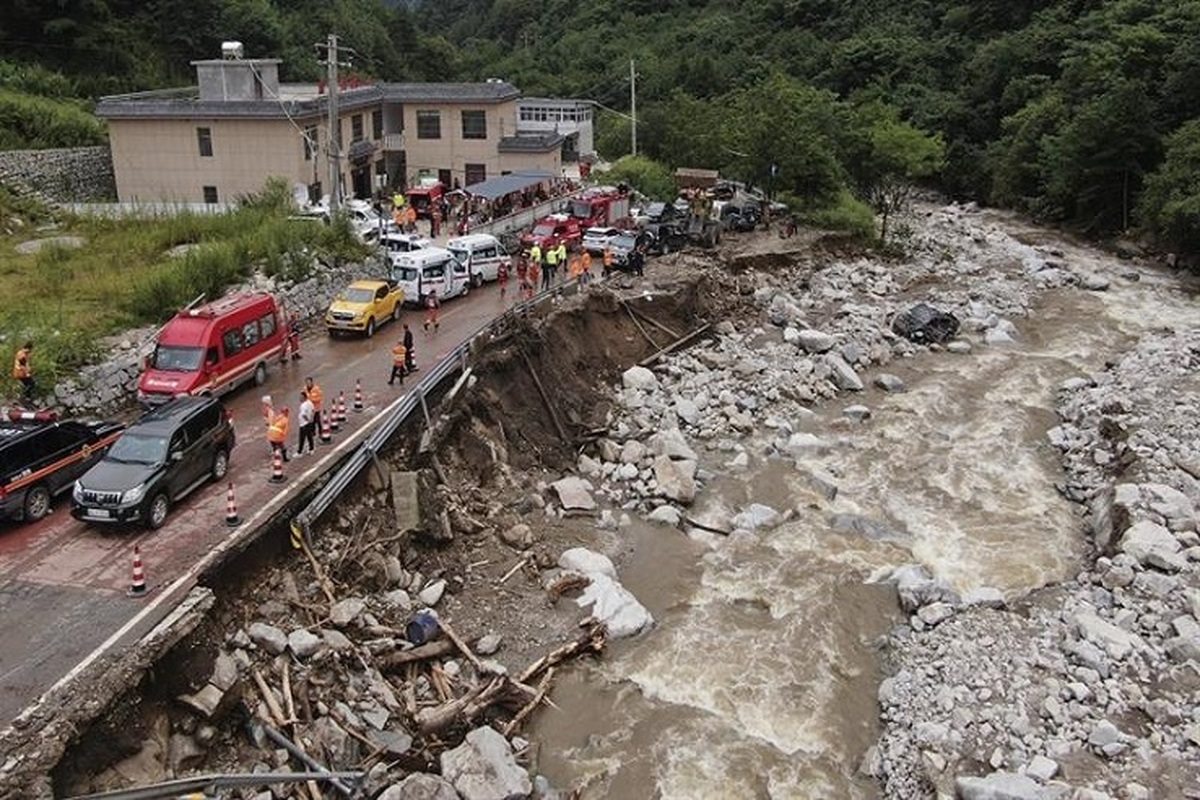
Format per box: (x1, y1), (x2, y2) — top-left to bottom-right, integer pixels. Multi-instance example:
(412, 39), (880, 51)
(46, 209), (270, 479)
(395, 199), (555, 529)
(533, 214), (1198, 798)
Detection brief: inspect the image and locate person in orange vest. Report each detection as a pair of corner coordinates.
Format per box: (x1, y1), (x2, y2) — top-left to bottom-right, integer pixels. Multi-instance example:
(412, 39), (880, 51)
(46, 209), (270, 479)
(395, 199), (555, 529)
(12, 340), (34, 403)
(404, 204), (417, 234)
(304, 376), (323, 433)
(602, 244), (614, 277)
(580, 249), (593, 286)
(430, 206), (442, 238)
(568, 249), (583, 283)
(268, 407), (290, 462)
(423, 289), (440, 332)
(389, 338), (407, 385)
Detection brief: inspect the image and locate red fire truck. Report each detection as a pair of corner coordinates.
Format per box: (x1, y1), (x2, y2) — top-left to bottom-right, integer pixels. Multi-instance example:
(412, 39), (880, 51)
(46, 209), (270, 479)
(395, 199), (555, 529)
(567, 185), (631, 228)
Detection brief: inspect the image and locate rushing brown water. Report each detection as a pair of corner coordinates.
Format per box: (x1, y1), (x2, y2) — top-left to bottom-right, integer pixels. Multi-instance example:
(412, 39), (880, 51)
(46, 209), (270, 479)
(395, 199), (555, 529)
(534, 217), (1199, 799)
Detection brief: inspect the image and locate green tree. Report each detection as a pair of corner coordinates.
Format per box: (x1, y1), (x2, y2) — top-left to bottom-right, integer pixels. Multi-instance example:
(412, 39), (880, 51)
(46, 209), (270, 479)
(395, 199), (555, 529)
(1136, 119), (1200, 255)
(723, 73), (845, 205)
(844, 102), (945, 242)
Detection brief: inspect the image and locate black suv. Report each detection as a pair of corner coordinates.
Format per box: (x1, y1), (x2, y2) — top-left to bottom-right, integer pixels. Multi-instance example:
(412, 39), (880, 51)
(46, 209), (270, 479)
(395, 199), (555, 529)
(72, 396), (236, 529)
(0, 411), (124, 524)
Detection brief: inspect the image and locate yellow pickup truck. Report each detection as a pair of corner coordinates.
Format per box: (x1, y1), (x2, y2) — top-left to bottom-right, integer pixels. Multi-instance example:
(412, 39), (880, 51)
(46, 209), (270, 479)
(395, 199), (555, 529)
(324, 279), (405, 338)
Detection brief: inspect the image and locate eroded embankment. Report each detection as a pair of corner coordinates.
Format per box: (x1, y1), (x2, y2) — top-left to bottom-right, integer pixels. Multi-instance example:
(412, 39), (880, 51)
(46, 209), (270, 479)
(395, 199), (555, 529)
(46, 276), (720, 798)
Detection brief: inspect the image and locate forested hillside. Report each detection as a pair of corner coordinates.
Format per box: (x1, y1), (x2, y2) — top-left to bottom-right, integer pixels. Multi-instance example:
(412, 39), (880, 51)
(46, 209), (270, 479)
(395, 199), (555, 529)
(3, 0), (1200, 253)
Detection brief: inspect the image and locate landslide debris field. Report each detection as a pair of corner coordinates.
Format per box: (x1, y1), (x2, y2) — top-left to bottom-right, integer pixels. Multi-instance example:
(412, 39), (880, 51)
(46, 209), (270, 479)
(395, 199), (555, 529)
(45, 239), (791, 798)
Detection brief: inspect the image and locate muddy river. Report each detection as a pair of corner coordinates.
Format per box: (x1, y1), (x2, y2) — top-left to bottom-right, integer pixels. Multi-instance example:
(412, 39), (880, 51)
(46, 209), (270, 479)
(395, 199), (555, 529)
(532, 217), (1198, 798)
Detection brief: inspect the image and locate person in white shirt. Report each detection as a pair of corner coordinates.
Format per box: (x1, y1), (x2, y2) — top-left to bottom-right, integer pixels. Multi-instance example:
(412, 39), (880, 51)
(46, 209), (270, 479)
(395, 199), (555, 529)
(296, 390), (316, 456)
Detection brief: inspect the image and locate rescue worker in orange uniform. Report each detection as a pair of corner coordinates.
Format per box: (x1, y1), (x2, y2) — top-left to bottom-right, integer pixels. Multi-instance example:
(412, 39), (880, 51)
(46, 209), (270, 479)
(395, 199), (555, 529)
(12, 340), (34, 403)
(304, 376), (323, 433)
(581, 249), (593, 286)
(268, 407), (290, 462)
(602, 244), (614, 277)
(389, 339), (407, 385)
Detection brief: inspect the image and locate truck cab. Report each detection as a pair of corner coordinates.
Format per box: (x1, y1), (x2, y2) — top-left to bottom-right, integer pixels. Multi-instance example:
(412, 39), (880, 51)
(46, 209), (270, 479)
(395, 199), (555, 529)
(520, 214), (584, 252)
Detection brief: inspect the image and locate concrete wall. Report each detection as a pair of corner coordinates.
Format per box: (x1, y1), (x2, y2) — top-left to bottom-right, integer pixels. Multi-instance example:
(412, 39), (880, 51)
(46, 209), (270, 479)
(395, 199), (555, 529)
(108, 117), (310, 204)
(0, 146), (116, 204)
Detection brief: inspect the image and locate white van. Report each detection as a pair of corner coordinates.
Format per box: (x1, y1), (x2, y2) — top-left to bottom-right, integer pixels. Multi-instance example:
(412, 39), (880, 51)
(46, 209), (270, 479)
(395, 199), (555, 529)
(446, 233), (509, 287)
(390, 247), (471, 307)
(381, 231), (434, 267)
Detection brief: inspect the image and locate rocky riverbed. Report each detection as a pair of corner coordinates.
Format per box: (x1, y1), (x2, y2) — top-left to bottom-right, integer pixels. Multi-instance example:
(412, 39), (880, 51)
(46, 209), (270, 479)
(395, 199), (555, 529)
(551, 202), (1200, 798)
(48, 199), (1200, 800)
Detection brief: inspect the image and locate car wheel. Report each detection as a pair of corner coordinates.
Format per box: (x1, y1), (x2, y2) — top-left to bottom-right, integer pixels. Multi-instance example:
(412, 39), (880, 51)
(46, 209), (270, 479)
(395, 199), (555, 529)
(461, 281), (469, 298)
(366, 317), (376, 338)
(146, 492), (170, 530)
(660, 241), (671, 256)
(211, 449), (229, 481)
(471, 272), (482, 288)
(23, 485), (51, 522)
(392, 304), (401, 322)
(254, 363), (267, 386)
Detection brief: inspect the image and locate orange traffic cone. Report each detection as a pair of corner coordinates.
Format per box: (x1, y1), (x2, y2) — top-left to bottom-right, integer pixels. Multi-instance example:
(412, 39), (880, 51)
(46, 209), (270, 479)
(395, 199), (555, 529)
(353, 379), (364, 412)
(319, 410), (332, 444)
(127, 546), (148, 598)
(225, 482), (241, 527)
(337, 391), (347, 426)
(329, 400), (341, 433)
(269, 448), (285, 483)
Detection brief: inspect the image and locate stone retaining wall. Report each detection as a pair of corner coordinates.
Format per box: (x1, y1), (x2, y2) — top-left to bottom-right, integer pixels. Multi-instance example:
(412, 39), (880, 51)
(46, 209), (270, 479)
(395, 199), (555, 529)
(0, 146), (116, 204)
(51, 255), (387, 416)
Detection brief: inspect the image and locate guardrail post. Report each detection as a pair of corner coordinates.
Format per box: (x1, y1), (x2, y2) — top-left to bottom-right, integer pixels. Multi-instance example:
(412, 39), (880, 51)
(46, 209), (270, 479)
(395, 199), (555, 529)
(417, 387), (432, 428)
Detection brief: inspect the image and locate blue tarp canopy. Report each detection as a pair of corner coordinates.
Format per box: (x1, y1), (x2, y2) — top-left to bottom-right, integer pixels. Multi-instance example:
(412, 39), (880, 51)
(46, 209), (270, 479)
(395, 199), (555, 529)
(465, 170), (555, 201)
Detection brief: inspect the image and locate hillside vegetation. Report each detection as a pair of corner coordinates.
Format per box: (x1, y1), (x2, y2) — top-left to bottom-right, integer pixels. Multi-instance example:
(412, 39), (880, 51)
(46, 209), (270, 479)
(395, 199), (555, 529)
(3, 0), (1200, 253)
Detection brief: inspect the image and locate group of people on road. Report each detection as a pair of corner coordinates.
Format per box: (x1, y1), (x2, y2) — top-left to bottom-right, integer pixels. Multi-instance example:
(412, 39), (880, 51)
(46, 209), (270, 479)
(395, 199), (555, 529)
(517, 240), (610, 300)
(263, 375), (327, 464)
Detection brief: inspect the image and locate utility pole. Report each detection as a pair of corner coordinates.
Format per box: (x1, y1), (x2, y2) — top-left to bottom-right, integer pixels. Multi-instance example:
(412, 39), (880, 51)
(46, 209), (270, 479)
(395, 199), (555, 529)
(630, 59), (637, 158)
(317, 33), (353, 214)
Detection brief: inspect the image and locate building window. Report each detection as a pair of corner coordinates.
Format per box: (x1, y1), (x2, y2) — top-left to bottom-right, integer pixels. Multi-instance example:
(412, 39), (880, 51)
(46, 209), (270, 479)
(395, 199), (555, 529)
(416, 110), (441, 139)
(462, 110), (487, 140)
(464, 163), (486, 186)
(351, 114), (364, 141)
(372, 110), (383, 140)
(203, 186), (218, 204)
(197, 127), (213, 157)
(303, 126), (318, 161)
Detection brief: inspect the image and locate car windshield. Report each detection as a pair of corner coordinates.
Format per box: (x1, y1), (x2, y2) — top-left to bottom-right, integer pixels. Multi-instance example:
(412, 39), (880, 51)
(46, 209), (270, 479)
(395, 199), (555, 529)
(394, 266), (419, 281)
(448, 247), (469, 267)
(107, 433), (168, 465)
(152, 345), (204, 372)
(344, 287), (375, 303)
(531, 223), (556, 236)
(646, 202), (666, 218)
(612, 233), (638, 249)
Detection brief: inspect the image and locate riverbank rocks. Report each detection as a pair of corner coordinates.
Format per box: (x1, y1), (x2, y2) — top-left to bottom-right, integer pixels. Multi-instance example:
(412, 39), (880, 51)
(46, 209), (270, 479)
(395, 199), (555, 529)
(440, 726), (531, 800)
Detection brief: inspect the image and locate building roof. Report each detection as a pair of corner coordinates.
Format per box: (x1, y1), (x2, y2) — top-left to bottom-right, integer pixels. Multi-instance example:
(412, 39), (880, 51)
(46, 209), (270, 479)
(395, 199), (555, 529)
(498, 132), (565, 154)
(96, 80), (521, 121)
(464, 171), (556, 200)
(380, 81), (520, 104)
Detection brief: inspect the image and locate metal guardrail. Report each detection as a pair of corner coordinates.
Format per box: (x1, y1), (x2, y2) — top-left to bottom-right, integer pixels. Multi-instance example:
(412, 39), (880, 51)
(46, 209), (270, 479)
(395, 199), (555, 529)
(289, 277), (584, 543)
